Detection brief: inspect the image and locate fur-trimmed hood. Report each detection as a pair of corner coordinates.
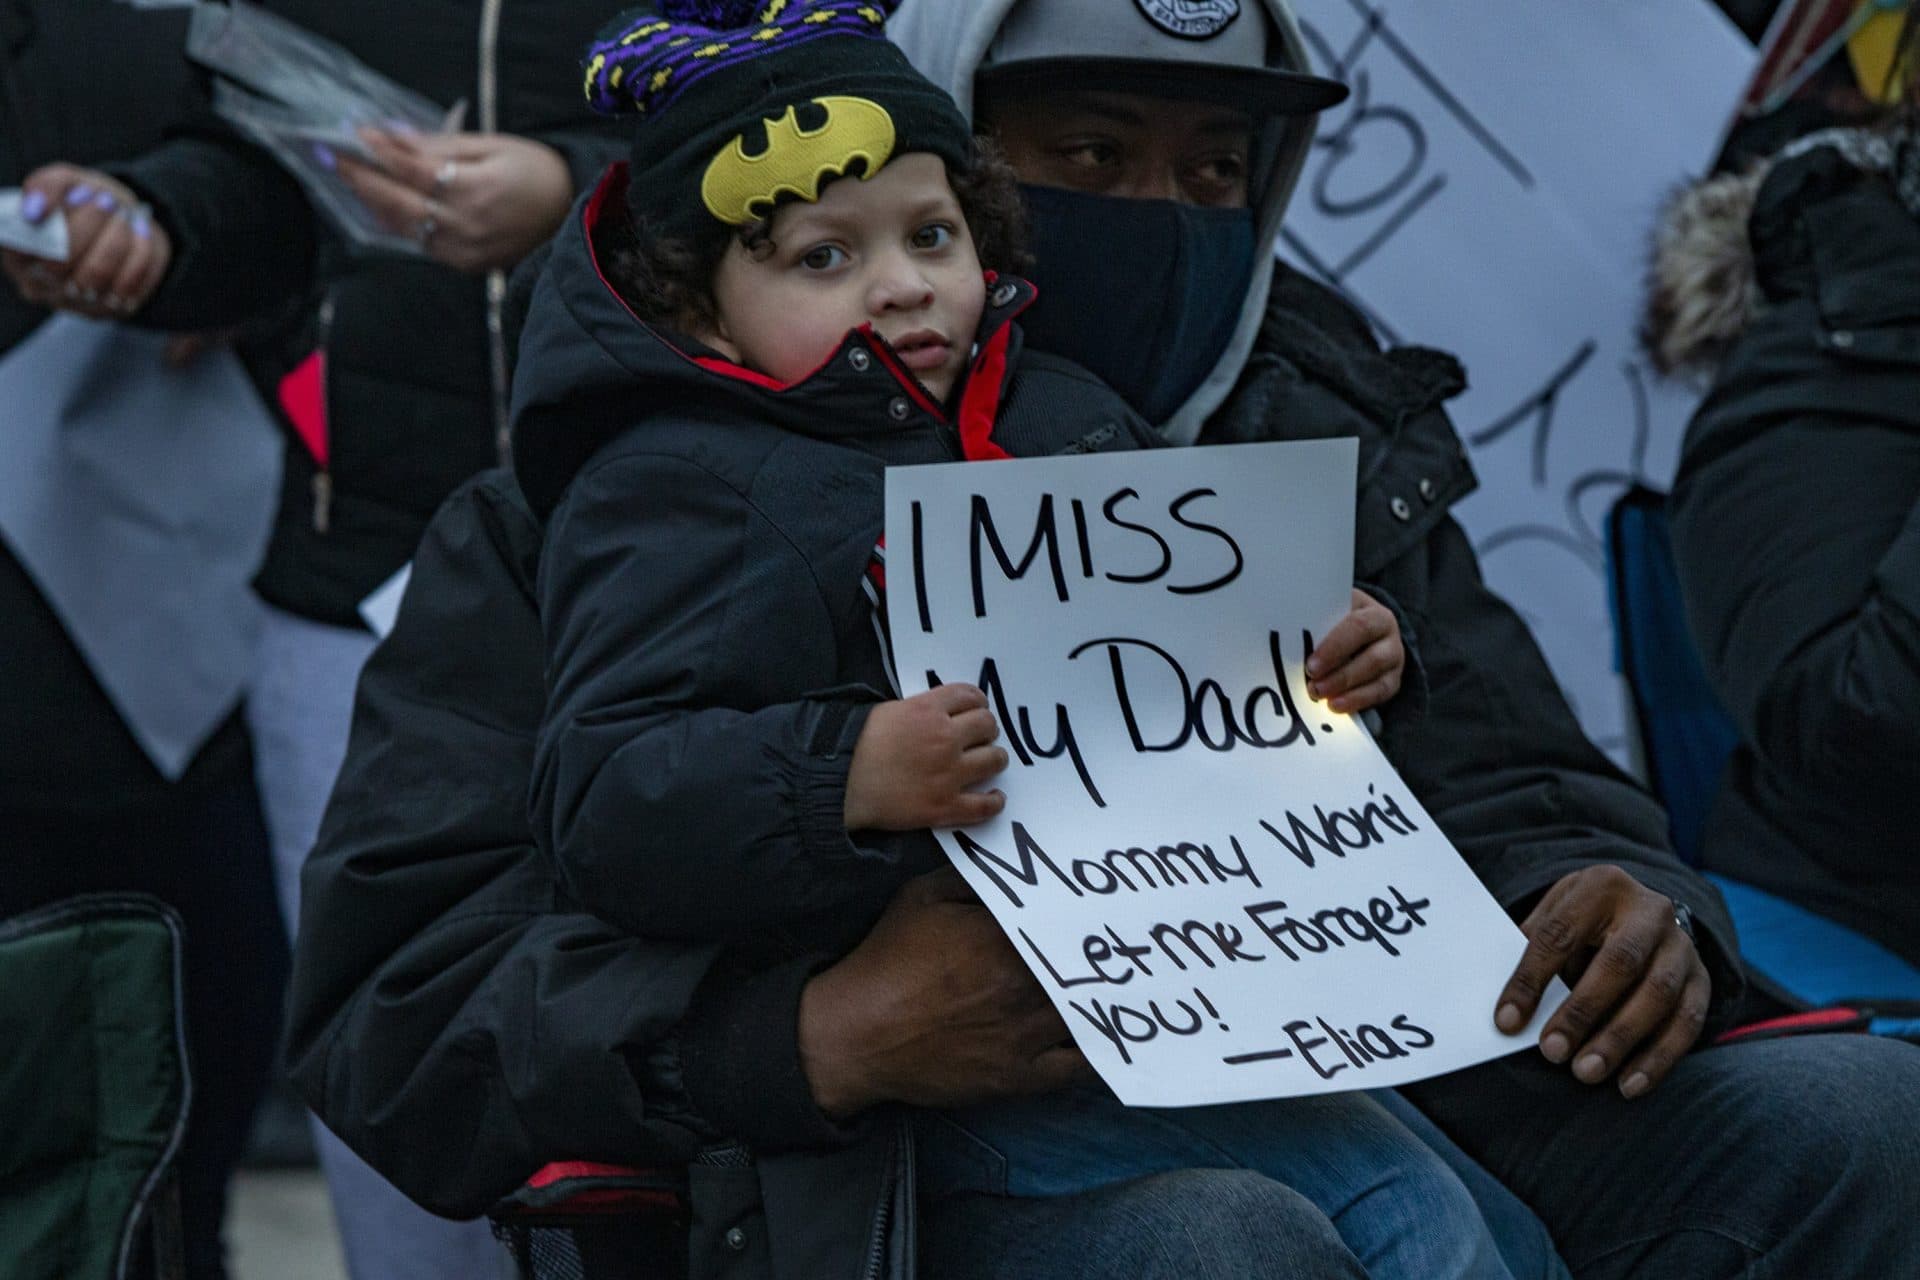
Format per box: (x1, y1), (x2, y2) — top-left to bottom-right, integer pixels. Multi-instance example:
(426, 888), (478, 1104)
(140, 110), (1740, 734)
(1643, 163), (1771, 380)
(1645, 126), (1915, 379)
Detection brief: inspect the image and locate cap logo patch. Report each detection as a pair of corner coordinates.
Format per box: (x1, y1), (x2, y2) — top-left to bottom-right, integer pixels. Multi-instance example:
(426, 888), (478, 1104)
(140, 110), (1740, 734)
(701, 96), (898, 226)
(1133, 0), (1240, 40)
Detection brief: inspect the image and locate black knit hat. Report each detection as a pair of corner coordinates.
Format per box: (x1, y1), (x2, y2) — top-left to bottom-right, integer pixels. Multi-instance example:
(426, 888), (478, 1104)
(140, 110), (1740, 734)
(583, 0), (973, 240)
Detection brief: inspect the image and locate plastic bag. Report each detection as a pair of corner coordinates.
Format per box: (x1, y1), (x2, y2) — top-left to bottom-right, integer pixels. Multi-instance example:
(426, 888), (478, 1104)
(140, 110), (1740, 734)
(187, 1), (465, 256)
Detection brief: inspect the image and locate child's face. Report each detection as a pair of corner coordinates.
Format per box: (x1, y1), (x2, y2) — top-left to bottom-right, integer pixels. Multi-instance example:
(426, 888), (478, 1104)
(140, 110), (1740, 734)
(704, 153), (987, 403)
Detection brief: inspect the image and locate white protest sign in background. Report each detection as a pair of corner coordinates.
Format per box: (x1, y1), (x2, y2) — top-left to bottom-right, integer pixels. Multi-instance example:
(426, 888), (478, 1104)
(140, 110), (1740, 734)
(885, 441), (1563, 1107)
(1283, 1), (1755, 764)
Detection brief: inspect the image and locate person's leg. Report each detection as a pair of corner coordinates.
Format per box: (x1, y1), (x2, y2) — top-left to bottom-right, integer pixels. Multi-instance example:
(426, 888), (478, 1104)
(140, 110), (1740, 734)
(1403, 1034), (1920, 1279)
(922, 1168), (1367, 1280)
(1373, 1089), (1569, 1280)
(918, 1086), (1513, 1279)
(163, 749), (289, 1280)
(246, 605), (506, 1280)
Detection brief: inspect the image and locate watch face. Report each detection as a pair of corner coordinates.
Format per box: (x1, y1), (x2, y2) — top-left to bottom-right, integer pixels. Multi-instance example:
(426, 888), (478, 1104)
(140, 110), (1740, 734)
(1133, 0), (1241, 41)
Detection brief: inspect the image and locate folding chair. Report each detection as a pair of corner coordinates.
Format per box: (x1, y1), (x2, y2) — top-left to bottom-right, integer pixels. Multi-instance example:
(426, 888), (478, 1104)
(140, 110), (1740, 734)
(0, 894), (191, 1280)
(1607, 485), (1920, 1035)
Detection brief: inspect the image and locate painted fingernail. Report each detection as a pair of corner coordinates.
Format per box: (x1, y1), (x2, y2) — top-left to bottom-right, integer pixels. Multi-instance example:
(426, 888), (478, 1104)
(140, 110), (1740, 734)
(104, 295), (125, 313)
(311, 143), (337, 171)
(1620, 1072), (1650, 1099)
(1540, 1031), (1572, 1063)
(131, 211), (152, 240)
(1574, 1052), (1608, 1083)
(92, 189), (119, 212)
(65, 183), (96, 207)
(20, 190), (46, 221)
(1496, 1003), (1524, 1033)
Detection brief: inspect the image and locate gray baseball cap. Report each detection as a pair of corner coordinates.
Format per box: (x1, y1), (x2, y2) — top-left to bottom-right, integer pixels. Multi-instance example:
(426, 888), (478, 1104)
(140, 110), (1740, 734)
(977, 0), (1348, 117)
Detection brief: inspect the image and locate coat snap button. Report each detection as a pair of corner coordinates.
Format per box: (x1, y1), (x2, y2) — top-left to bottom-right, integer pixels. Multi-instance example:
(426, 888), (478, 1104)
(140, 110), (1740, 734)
(1418, 478), (1437, 501)
(1830, 330), (1855, 349)
(1390, 496), (1412, 521)
(848, 348), (873, 372)
(991, 282), (1019, 308)
(888, 397), (912, 422)
(725, 1227), (747, 1251)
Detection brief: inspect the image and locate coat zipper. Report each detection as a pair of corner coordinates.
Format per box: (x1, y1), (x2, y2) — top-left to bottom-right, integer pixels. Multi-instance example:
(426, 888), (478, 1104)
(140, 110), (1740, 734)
(858, 1118), (912, 1280)
(478, 0), (512, 467)
(311, 290), (337, 534)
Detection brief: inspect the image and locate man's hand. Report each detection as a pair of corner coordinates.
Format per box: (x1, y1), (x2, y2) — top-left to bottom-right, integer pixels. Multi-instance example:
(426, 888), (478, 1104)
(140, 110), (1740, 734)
(1495, 865), (1711, 1099)
(1, 165), (171, 317)
(797, 868), (1092, 1118)
(339, 129), (572, 274)
(1306, 587), (1405, 714)
(844, 684), (1008, 831)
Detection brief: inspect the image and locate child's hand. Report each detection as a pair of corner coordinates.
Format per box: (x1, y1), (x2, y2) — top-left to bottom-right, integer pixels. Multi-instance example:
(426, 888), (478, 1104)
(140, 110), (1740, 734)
(1306, 588), (1405, 715)
(845, 685), (1008, 831)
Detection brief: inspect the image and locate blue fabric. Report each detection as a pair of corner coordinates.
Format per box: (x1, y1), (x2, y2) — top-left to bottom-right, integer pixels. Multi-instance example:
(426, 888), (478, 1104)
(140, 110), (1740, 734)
(917, 1085), (1538, 1280)
(1706, 873), (1920, 1012)
(1605, 487), (1740, 867)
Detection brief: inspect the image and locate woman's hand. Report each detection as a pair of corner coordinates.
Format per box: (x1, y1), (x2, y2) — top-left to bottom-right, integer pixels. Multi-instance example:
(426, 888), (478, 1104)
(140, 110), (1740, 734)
(1, 165), (171, 318)
(338, 128), (572, 274)
(1306, 587), (1406, 714)
(844, 684), (1009, 831)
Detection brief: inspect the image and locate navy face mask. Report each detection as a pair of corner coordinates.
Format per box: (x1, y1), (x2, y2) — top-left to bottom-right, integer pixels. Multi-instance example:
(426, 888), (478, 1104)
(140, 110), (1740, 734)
(1017, 184), (1259, 428)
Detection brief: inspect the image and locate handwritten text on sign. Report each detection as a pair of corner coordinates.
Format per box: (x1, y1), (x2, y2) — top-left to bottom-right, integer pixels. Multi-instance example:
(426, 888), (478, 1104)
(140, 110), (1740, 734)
(883, 441), (1561, 1107)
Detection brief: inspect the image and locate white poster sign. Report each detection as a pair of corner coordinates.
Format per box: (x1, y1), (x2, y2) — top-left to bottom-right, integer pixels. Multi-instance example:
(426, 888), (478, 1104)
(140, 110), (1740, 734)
(1283, 1), (1755, 763)
(885, 441), (1562, 1107)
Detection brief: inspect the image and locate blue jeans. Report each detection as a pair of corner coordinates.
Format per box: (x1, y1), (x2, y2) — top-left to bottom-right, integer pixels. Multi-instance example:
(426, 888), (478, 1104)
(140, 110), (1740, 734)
(247, 607), (506, 1280)
(917, 1086), (1520, 1279)
(924, 1168), (1372, 1279)
(1403, 1033), (1920, 1278)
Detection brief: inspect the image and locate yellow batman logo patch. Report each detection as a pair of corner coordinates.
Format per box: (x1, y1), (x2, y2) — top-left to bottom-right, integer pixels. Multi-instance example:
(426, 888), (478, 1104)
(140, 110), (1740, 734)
(700, 96), (897, 227)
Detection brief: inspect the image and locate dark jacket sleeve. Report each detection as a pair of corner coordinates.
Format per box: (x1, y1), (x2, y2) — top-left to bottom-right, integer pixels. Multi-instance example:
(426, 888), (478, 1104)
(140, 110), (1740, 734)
(533, 449), (899, 945)
(285, 476), (728, 1218)
(527, 122), (627, 199)
(1671, 327), (1920, 804)
(109, 128), (321, 332)
(1383, 514), (1744, 1023)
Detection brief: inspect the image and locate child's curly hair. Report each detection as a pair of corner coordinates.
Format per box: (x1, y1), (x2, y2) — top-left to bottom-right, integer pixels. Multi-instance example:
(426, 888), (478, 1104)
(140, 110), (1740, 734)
(605, 137), (1030, 336)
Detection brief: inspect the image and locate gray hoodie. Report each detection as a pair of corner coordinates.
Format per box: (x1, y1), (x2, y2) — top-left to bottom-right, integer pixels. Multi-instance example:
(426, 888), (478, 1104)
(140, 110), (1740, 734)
(888, 0), (1326, 444)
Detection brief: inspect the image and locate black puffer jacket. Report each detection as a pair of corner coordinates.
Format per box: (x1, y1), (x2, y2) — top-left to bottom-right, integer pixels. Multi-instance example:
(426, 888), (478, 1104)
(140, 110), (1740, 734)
(1668, 142), (1920, 966)
(289, 248), (1741, 1272)
(515, 191), (1167, 971)
(112, 0), (627, 627)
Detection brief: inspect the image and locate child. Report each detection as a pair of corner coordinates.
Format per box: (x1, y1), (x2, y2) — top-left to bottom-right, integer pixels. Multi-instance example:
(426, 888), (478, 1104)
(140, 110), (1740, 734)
(511, 2), (1508, 1275)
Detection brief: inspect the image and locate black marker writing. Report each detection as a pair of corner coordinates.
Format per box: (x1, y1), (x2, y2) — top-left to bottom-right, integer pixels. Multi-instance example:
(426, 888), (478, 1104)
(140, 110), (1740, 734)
(1068, 629), (1321, 757)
